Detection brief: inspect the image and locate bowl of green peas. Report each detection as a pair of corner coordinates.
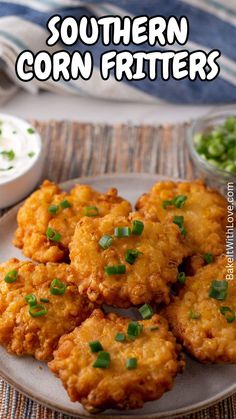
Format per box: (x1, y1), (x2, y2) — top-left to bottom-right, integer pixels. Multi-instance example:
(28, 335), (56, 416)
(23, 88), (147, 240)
(188, 107), (236, 191)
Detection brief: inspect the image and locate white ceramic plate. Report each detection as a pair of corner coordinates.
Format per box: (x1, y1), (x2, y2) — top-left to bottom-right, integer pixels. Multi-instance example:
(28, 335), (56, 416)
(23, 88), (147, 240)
(0, 173), (235, 419)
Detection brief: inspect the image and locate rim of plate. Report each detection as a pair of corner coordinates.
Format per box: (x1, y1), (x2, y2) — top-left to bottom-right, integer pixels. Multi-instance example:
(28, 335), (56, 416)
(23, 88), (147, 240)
(0, 172), (235, 419)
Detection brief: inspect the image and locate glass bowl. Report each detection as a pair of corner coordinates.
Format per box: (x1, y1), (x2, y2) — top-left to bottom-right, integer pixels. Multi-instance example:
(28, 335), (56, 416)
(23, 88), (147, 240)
(187, 106), (236, 197)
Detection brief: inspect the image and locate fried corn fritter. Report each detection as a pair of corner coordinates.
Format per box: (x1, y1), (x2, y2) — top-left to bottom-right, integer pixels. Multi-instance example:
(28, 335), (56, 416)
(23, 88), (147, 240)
(13, 180), (132, 263)
(49, 309), (185, 413)
(0, 259), (94, 361)
(164, 256), (236, 363)
(69, 213), (188, 307)
(136, 180), (227, 258)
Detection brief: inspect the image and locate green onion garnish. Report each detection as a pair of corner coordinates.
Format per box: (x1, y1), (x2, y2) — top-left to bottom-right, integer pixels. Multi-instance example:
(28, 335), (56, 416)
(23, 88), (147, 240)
(99, 235), (113, 250)
(104, 265), (126, 275)
(114, 226), (131, 238)
(188, 310), (201, 320)
(127, 321), (143, 340)
(125, 249), (142, 265)
(0, 150), (15, 161)
(163, 195), (187, 209)
(83, 206), (99, 217)
(48, 204), (59, 215)
(131, 220), (144, 236)
(60, 200), (72, 209)
(89, 340), (103, 353)
(173, 215), (186, 236)
(149, 326), (159, 331)
(28, 152), (35, 158)
(126, 357), (137, 370)
(209, 280), (228, 301)
(220, 306), (236, 323)
(50, 278), (67, 295)
(115, 332), (126, 342)
(204, 253), (213, 264)
(139, 303), (154, 320)
(27, 128), (35, 134)
(178, 272), (186, 285)
(25, 294), (37, 306)
(29, 304), (48, 318)
(93, 351), (111, 369)
(4, 270), (18, 284)
(194, 116), (236, 175)
(0, 166), (13, 171)
(40, 298), (50, 303)
(46, 227), (61, 242)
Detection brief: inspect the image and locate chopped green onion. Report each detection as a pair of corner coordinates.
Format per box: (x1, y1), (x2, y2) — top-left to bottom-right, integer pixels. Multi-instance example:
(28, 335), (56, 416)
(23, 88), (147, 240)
(48, 204), (59, 215)
(99, 235), (113, 250)
(194, 116), (236, 175)
(127, 321), (143, 340)
(162, 199), (172, 209)
(173, 215), (186, 236)
(204, 253), (213, 264)
(29, 304), (48, 318)
(174, 195), (188, 208)
(4, 270), (18, 284)
(60, 200), (72, 209)
(50, 278), (67, 295)
(89, 340), (103, 353)
(40, 298), (50, 303)
(188, 310), (201, 320)
(131, 220), (144, 236)
(46, 227), (61, 242)
(25, 294), (37, 307)
(0, 150), (15, 161)
(115, 332), (126, 342)
(27, 128), (35, 134)
(28, 152), (35, 158)
(104, 265), (126, 275)
(149, 326), (159, 331)
(125, 249), (142, 265)
(173, 215), (184, 228)
(0, 166), (13, 171)
(126, 357), (137, 370)
(220, 306), (236, 323)
(83, 206), (99, 217)
(93, 351), (111, 369)
(178, 272), (186, 285)
(114, 226), (131, 238)
(163, 195), (187, 209)
(209, 280), (228, 301)
(139, 303), (154, 320)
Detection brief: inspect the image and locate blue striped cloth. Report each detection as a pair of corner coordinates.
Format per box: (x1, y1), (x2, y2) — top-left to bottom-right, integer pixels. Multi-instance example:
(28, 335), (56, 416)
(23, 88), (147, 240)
(0, 0), (236, 104)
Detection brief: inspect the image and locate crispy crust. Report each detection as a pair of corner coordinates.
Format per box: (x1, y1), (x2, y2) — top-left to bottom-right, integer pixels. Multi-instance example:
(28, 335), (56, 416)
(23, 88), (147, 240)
(49, 309), (185, 412)
(69, 212), (189, 307)
(163, 256), (236, 363)
(135, 180), (227, 257)
(0, 259), (94, 361)
(13, 180), (132, 263)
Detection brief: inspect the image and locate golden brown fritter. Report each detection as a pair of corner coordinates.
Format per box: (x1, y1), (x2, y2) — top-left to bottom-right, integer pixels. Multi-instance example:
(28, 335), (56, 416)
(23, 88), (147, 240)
(163, 256), (236, 363)
(0, 259), (94, 361)
(49, 309), (185, 413)
(13, 180), (131, 263)
(136, 180), (227, 258)
(69, 212), (188, 308)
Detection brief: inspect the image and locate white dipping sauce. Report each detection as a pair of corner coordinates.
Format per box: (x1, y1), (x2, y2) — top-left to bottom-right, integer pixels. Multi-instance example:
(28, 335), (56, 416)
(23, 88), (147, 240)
(0, 118), (40, 184)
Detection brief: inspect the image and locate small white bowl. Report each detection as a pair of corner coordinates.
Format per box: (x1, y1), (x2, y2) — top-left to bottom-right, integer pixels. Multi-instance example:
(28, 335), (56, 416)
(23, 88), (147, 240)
(0, 114), (44, 209)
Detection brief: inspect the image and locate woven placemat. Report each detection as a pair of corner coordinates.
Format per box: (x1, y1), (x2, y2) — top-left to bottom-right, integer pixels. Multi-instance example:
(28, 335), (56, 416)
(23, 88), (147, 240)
(0, 121), (235, 419)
